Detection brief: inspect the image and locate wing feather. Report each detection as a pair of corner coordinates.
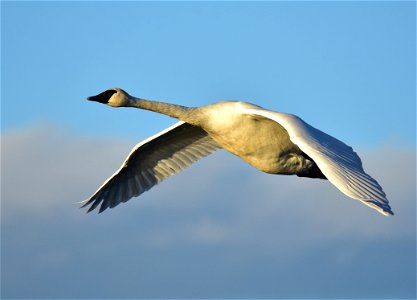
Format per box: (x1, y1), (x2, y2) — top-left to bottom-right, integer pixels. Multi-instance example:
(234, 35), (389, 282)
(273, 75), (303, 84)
(245, 108), (393, 216)
(81, 121), (221, 213)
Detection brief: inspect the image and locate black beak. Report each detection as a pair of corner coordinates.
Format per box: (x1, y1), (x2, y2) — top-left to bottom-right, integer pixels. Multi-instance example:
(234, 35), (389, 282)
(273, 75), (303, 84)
(87, 89), (117, 104)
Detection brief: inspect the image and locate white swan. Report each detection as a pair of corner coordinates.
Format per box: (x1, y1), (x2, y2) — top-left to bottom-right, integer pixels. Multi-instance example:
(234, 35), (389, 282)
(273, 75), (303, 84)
(81, 88), (393, 216)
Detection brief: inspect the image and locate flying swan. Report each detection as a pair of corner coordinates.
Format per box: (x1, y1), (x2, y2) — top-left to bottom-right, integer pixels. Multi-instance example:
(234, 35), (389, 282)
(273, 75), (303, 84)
(81, 88), (393, 216)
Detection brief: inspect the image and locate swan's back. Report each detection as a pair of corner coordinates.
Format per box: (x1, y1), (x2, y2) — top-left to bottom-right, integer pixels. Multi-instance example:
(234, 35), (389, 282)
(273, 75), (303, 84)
(198, 101), (307, 174)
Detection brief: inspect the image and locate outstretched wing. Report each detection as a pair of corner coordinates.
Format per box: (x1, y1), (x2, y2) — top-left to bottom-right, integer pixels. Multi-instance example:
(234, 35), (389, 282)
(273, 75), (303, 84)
(245, 108), (393, 216)
(81, 121), (221, 213)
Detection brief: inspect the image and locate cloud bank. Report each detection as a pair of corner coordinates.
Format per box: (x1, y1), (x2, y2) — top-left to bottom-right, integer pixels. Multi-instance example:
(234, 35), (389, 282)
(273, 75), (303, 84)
(2, 124), (416, 299)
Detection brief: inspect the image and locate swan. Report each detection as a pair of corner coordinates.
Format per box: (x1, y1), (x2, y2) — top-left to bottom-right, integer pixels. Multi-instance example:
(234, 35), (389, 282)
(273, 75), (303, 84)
(81, 88), (393, 216)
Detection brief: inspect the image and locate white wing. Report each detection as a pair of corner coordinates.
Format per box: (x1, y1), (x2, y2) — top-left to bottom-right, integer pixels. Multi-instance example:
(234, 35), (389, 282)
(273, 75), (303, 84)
(244, 107), (393, 216)
(81, 121), (221, 213)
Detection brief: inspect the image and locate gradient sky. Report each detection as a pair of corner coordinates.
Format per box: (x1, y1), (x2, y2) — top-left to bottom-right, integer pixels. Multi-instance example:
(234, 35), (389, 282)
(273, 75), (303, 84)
(1, 1), (416, 299)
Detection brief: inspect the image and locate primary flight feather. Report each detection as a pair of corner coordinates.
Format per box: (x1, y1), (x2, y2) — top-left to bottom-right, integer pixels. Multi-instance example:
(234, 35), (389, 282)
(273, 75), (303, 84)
(81, 88), (393, 216)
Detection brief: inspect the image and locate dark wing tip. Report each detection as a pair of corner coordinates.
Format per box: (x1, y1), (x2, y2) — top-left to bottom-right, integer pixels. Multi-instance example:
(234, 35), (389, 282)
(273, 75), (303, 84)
(384, 206), (394, 216)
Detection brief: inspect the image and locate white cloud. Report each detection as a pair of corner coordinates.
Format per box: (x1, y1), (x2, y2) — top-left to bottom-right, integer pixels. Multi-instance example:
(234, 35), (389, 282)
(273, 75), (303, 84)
(3, 124), (415, 242)
(2, 124), (416, 298)
(2, 124), (133, 215)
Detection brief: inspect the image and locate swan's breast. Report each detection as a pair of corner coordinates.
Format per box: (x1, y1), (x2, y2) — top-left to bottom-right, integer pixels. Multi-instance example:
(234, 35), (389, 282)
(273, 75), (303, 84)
(200, 102), (306, 174)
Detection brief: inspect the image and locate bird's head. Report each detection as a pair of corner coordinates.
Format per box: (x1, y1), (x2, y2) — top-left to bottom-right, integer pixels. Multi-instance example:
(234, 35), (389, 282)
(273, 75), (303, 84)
(87, 88), (132, 107)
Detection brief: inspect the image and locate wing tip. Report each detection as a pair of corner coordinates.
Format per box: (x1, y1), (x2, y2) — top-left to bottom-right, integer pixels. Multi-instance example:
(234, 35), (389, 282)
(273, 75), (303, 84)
(79, 199), (92, 211)
(78, 197), (102, 214)
(361, 199), (394, 217)
(79, 200), (109, 214)
(381, 207), (394, 217)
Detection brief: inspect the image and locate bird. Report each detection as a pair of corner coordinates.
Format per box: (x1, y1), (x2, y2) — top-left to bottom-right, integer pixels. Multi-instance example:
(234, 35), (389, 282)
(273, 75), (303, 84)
(81, 88), (393, 216)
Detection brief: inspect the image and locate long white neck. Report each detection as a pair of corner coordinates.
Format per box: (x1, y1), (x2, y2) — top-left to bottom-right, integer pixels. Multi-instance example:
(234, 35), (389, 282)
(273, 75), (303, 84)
(129, 97), (199, 125)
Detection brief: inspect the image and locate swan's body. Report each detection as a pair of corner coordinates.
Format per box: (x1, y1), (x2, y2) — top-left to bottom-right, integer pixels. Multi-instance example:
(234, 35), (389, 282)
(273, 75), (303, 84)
(81, 88), (393, 216)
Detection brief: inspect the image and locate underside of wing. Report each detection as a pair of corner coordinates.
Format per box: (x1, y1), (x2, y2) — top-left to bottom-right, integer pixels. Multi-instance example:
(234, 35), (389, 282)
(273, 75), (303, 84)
(81, 121), (221, 213)
(244, 108), (393, 216)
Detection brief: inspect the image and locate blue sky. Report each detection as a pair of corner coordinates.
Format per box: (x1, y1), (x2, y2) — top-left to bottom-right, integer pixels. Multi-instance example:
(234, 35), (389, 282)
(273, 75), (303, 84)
(1, 1), (416, 299)
(2, 1), (415, 144)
